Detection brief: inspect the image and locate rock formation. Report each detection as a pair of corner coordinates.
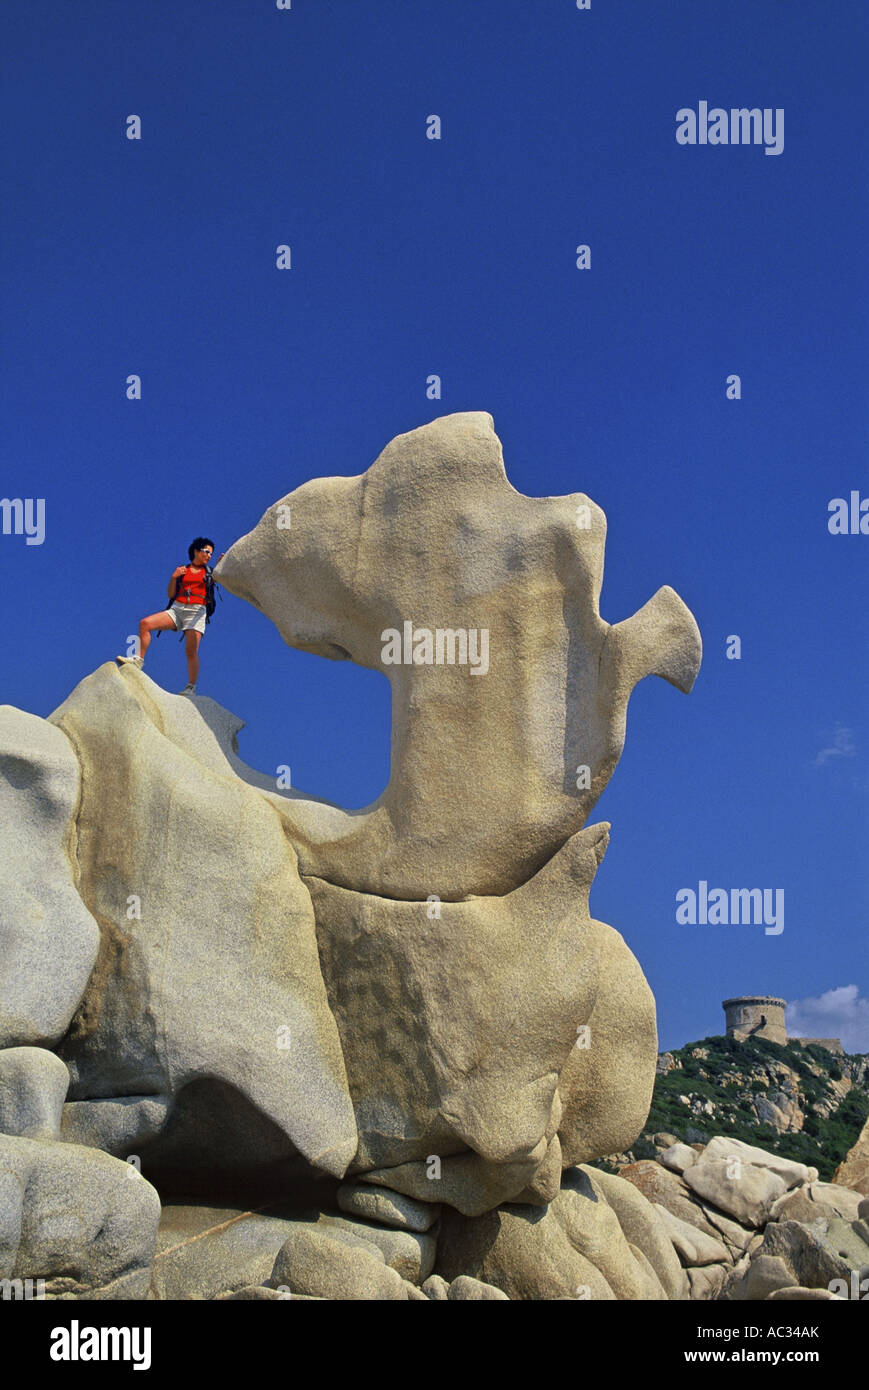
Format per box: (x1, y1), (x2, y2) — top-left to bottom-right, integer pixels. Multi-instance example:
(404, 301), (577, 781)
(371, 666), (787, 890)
(616, 1136), (869, 1301)
(0, 411), (706, 1299)
(834, 1116), (869, 1196)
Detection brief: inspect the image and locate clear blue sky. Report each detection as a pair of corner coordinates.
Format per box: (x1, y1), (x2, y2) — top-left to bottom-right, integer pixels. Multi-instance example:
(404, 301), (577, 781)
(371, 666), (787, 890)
(1, 1), (866, 1052)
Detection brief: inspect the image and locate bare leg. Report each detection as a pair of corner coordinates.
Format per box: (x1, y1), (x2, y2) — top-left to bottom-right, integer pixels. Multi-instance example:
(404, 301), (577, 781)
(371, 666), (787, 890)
(138, 610), (176, 658)
(185, 630), (202, 685)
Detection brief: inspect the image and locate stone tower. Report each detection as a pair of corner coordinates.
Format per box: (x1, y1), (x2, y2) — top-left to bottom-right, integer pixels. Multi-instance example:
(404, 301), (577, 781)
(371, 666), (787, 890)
(722, 995), (787, 1045)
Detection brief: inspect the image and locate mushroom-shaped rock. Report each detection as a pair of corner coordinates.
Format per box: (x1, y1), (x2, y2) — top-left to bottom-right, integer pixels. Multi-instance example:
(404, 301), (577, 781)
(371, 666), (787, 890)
(215, 411), (701, 898)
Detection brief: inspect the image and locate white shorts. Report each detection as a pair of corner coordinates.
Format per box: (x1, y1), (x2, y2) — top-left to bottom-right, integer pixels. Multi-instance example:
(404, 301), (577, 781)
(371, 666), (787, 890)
(167, 602), (206, 635)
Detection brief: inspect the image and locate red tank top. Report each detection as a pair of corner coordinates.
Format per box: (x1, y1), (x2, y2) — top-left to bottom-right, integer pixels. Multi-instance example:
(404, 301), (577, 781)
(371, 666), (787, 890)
(175, 565), (207, 605)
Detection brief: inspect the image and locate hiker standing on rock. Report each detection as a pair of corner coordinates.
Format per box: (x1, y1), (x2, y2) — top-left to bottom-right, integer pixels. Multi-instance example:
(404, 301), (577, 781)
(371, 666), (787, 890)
(116, 537), (224, 696)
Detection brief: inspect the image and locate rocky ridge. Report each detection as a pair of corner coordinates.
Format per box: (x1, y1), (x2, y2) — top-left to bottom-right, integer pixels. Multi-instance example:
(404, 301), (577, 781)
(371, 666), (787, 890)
(629, 1035), (869, 1181)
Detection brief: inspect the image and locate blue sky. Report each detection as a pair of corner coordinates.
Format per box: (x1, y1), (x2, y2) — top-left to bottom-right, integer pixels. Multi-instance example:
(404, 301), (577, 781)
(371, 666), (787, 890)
(1, 0), (866, 1052)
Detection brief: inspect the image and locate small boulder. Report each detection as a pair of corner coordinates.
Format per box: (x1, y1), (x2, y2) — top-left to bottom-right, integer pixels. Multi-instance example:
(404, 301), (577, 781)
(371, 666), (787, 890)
(0, 1047), (69, 1140)
(421, 1274), (450, 1301)
(659, 1142), (698, 1175)
(271, 1227), (423, 1300)
(448, 1275), (509, 1300)
(336, 1183), (439, 1233)
(317, 1212), (436, 1283)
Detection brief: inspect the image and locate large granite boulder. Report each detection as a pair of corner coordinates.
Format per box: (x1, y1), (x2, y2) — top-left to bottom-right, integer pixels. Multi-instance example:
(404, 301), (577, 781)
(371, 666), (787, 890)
(0, 1133), (160, 1299)
(215, 411), (701, 899)
(436, 1164), (688, 1300)
(0, 709), (100, 1049)
(47, 665), (357, 1185)
(307, 823), (605, 1191)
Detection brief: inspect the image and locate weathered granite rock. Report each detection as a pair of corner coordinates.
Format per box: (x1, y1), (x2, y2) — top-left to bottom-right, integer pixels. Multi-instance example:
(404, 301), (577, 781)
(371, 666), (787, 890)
(149, 1205), (309, 1301)
(316, 1211), (436, 1283)
(769, 1181), (863, 1226)
(694, 1137), (812, 1189)
(852, 1218), (869, 1250)
(582, 1164), (688, 1300)
(421, 1274), (450, 1300)
(659, 1142), (698, 1175)
(652, 1204), (731, 1266)
(215, 411), (701, 900)
(60, 1095), (172, 1157)
(360, 1142), (561, 1219)
(699, 1204), (753, 1256)
(436, 1166), (674, 1300)
(0, 709), (100, 1048)
(740, 1254), (797, 1301)
(683, 1155), (787, 1227)
(448, 1274), (510, 1300)
(687, 1263), (728, 1300)
(0, 1047), (70, 1140)
(307, 825), (605, 1186)
(807, 1182), (865, 1221)
(556, 922), (658, 1167)
(511, 1132), (564, 1205)
(752, 1220), (853, 1291)
(337, 1184), (439, 1232)
(718, 1254), (751, 1300)
(0, 1133), (160, 1298)
(619, 1160), (728, 1243)
(270, 1227), (425, 1300)
(298, 1221), (386, 1267)
(47, 664), (357, 1182)
(834, 1115), (869, 1195)
(821, 1215), (869, 1270)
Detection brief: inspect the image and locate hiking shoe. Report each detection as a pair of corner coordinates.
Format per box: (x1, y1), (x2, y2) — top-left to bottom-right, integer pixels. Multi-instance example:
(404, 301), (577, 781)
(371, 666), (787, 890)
(116, 655), (144, 669)
(178, 684), (197, 696)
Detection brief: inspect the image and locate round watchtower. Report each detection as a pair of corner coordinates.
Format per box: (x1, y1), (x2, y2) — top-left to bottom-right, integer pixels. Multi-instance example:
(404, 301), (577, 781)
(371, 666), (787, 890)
(722, 996), (787, 1045)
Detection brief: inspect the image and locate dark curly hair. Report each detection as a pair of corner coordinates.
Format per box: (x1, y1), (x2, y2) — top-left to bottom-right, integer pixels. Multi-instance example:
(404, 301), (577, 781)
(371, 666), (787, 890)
(188, 537), (215, 563)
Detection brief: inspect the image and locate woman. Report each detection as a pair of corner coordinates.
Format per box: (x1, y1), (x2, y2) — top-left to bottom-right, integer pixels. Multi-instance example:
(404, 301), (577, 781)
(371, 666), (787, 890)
(116, 537), (224, 695)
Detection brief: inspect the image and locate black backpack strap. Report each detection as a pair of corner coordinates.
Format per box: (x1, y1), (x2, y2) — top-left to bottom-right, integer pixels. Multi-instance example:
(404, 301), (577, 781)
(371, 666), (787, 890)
(204, 564), (221, 625)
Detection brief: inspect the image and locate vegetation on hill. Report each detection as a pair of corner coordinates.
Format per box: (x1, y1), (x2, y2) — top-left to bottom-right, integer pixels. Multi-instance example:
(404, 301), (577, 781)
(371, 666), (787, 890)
(621, 1034), (868, 1181)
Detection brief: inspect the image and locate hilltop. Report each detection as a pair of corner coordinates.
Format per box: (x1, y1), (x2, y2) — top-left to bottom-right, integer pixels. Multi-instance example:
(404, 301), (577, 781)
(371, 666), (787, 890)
(604, 1034), (869, 1181)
